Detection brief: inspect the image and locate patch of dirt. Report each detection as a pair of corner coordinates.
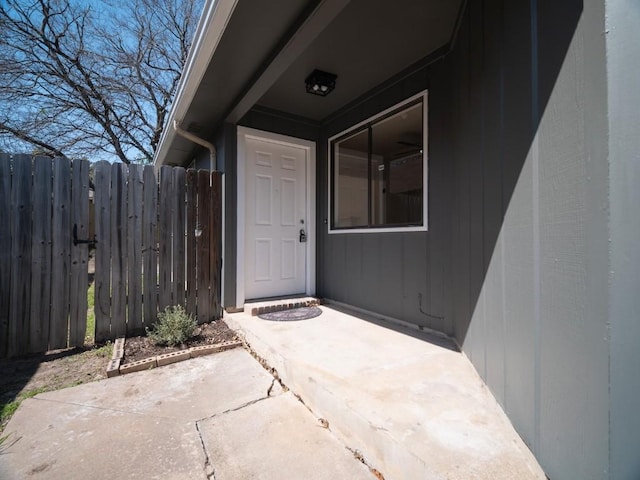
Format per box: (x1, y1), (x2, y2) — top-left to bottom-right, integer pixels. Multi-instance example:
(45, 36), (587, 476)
(0, 346), (111, 400)
(122, 319), (239, 365)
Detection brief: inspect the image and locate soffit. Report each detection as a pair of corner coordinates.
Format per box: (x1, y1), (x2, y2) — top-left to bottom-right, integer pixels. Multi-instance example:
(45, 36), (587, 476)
(164, 0), (317, 165)
(256, 0), (462, 121)
(162, 0), (461, 166)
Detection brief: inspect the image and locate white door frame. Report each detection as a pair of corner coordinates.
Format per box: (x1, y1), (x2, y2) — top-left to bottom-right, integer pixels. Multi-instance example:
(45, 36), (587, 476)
(236, 126), (316, 307)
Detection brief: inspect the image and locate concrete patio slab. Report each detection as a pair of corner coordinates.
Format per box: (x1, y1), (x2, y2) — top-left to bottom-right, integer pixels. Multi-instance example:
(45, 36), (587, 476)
(35, 349), (274, 421)
(0, 399), (207, 480)
(226, 304), (547, 480)
(0, 348), (373, 480)
(199, 391), (372, 480)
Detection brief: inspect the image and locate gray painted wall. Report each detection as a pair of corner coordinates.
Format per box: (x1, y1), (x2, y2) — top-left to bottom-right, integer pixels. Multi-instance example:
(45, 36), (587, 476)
(606, 1), (640, 478)
(213, 123), (238, 308)
(198, 0), (635, 476)
(318, 0), (617, 477)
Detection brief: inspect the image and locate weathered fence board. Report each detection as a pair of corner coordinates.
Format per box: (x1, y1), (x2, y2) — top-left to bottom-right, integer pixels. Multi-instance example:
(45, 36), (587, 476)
(158, 166), (173, 312)
(0, 158), (11, 357)
(9, 154), (32, 357)
(69, 159), (89, 347)
(142, 165), (158, 326)
(186, 170), (197, 316)
(196, 170), (211, 324)
(94, 161), (112, 343)
(211, 172), (222, 319)
(50, 157), (72, 350)
(110, 163), (127, 338)
(127, 164), (143, 335)
(173, 167), (186, 309)
(29, 157), (53, 353)
(0, 154), (222, 357)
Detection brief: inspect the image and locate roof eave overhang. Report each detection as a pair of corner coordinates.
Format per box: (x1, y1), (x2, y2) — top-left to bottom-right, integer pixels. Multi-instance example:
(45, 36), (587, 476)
(154, 0), (238, 169)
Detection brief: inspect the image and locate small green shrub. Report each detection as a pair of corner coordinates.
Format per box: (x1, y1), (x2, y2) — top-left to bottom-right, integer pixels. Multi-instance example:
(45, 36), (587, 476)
(146, 305), (197, 347)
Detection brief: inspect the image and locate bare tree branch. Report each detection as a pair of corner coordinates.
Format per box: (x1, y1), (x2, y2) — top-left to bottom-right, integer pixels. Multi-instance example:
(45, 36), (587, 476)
(0, 0), (202, 163)
(0, 120), (65, 157)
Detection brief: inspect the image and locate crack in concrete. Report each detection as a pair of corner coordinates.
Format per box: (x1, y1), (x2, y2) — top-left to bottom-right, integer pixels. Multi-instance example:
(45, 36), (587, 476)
(240, 340), (289, 394)
(234, 331), (385, 478)
(27, 396), (185, 422)
(267, 378), (276, 397)
(195, 421), (216, 480)
(195, 396), (271, 424)
(346, 447), (386, 480)
(31, 391), (275, 425)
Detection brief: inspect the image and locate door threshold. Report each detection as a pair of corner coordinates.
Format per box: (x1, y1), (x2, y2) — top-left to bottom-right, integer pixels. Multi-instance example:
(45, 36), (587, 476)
(243, 296), (321, 316)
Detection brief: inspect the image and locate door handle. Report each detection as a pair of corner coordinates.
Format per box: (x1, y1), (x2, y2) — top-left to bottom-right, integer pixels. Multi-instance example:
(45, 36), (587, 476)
(299, 229), (307, 243)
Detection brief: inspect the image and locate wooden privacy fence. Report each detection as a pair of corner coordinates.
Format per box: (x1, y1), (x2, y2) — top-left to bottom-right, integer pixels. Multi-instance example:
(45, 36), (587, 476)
(93, 163), (222, 343)
(0, 154), (222, 358)
(0, 154), (90, 358)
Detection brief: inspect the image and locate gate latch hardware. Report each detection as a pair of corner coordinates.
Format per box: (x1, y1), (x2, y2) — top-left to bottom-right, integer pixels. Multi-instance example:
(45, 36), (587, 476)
(299, 229), (307, 243)
(73, 224), (98, 247)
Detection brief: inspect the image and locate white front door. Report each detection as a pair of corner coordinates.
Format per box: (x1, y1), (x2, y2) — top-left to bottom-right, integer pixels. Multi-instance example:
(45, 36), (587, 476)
(244, 135), (308, 300)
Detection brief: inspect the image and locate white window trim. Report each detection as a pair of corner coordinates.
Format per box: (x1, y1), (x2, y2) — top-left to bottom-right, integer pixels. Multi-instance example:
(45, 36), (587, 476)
(327, 90), (429, 234)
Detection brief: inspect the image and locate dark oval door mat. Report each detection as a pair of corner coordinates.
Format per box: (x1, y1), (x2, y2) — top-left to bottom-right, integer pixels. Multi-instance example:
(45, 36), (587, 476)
(258, 306), (323, 321)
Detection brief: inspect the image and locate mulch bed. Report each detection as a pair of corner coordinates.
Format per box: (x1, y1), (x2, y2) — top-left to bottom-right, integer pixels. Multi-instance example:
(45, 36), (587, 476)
(122, 319), (239, 365)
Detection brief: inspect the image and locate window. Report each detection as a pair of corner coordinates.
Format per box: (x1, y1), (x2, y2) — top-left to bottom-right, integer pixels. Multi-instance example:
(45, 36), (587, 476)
(329, 92), (427, 233)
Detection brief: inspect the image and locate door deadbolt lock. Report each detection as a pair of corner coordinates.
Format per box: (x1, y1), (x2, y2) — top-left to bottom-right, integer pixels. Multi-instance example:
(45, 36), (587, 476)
(299, 229), (307, 243)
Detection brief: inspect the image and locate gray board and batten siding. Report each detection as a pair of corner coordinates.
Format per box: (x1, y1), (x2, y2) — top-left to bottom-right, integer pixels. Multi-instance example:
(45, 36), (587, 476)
(193, 0), (636, 478)
(280, 3), (608, 480)
(606, 0), (640, 478)
(319, 1), (610, 479)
